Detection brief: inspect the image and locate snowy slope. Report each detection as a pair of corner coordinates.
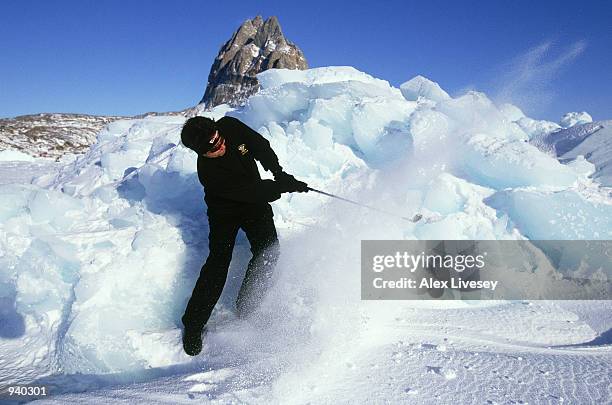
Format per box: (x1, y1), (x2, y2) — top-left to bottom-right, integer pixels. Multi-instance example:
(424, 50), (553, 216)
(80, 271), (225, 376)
(531, 120), (612, 187)
(0, 111), (191, 161)
(0, 67), (610, 404)
(0, 113), (124, 160)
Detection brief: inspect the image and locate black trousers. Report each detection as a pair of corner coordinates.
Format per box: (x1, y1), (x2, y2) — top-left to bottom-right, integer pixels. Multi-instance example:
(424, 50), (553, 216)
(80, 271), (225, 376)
(182, 210), (280, 332)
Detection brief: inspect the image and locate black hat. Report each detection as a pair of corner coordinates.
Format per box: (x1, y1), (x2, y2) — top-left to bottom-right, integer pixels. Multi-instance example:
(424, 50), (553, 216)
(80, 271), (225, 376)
(181, 116), (218, 154)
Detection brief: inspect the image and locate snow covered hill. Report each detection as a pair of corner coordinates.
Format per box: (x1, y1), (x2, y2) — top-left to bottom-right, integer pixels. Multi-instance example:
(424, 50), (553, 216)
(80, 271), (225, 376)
(0, 111), (194, 161)
(0, 67), (610, 404)
(0, 113), (124, 160)
(531, 120), (612, 187)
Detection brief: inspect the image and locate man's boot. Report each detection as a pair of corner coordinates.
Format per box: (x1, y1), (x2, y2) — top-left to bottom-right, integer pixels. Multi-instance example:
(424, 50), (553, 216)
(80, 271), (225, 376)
(181, 315), (203, 356)
(182, 326), (202, 356)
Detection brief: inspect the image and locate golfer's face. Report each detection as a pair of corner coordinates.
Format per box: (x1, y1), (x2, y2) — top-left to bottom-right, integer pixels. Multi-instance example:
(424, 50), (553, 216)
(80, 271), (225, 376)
(204, 130), (226, 158)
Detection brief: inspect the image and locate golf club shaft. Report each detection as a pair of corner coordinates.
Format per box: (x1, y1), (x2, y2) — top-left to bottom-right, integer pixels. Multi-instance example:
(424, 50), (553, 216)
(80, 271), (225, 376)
(307, 187), (420, 222)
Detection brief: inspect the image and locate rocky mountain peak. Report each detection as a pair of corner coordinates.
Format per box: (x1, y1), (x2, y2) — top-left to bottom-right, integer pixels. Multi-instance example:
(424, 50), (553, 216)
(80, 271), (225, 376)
(200, 15), (308, 109)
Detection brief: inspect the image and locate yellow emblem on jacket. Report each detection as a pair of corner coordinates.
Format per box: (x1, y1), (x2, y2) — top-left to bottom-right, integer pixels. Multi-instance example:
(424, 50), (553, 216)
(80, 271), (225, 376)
(237, 144), (249, 155)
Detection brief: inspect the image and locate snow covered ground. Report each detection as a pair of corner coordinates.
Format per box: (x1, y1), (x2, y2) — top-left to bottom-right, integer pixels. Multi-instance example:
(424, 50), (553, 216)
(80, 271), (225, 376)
(0, 67), (610, 404)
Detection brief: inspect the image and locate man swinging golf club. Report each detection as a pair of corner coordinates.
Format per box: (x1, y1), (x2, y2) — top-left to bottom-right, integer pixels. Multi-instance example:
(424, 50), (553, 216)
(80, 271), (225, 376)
(180, 115), (308, 356)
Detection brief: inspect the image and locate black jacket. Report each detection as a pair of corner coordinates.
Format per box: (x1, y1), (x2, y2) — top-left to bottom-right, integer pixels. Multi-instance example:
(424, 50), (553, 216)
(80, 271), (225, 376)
(197, 116), (283, 217)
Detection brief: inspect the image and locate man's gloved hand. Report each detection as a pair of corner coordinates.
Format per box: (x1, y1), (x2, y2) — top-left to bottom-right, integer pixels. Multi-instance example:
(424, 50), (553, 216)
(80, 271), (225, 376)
(259, 179), (282, 202)
(274, 171), (309, 193)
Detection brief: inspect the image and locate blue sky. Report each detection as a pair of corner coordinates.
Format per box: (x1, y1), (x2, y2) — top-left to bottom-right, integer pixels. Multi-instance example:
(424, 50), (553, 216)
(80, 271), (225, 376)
(1, 0), (610, 121)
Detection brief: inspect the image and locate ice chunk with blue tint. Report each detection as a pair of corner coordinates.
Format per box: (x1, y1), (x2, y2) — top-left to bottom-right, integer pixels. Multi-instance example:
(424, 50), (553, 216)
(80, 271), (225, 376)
(460, 134), (578, 189)
(399, 75), (450, 103)
(485, 189), (612, 240)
